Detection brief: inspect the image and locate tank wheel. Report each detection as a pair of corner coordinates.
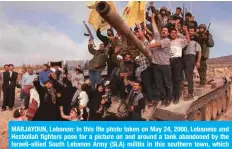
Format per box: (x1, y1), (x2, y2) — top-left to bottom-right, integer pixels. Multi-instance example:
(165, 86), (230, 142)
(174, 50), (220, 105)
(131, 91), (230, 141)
(212, 99), (218, 120)
(222, 96), (227, 112)
(200, 101), (212, 121)
(188, 110), (202, 121)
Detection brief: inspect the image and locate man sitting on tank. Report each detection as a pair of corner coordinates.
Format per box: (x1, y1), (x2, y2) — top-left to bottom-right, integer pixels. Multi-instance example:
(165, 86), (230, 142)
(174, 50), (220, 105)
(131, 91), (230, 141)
(126, 80), (145, 121)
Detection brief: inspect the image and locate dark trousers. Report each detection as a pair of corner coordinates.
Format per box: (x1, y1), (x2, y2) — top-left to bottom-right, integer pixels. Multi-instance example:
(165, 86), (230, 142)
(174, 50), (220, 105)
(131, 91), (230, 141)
(109, 67), (118, 81)
(183, 55), (196, 94)
(170, 57), (184, 99)
(2, 86), (15, 109)
(24, 95), (30, 109)
(141, 66), (153, 101)
(198, 58), (207, 85)
(152, 64), (173, 101)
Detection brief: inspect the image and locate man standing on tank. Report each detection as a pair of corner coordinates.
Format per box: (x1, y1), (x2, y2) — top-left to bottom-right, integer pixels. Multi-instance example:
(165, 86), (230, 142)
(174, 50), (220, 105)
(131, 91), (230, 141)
(196, 24), (214, 86)
(88, 40), (108, 89)
(169, 22), (188, 104)
(147, 12), (173, 107)
(134, 23), (153, 102)
(183, 26), (202, 100)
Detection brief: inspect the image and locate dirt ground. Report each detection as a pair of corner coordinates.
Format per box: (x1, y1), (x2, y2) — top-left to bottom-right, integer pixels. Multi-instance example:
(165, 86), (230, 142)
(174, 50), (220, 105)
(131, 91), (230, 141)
(0, 78), (232, 149)
(0, 96), (23, 149)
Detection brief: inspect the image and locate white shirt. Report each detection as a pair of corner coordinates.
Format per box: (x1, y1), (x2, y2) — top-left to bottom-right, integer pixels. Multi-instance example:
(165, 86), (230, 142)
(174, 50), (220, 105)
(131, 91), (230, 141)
(78, 91), (89, 119)
(9, 71), (13, 85)
(78, 91), (89, 107)
(170, 34), (187, 58)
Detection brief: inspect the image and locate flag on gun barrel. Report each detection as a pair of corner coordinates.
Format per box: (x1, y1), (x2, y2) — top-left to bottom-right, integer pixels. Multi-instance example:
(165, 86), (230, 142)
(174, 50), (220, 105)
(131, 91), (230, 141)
(88, 1), (117, 31)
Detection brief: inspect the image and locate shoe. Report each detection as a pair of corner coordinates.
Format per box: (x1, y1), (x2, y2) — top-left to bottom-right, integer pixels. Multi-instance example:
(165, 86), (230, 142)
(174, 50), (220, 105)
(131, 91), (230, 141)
(184, 94), (194, 101)
(161, 100), (166, 106)
(164, 100), (171, 107)
(147, 101), (154, 106)
(1, 109), (6, 112)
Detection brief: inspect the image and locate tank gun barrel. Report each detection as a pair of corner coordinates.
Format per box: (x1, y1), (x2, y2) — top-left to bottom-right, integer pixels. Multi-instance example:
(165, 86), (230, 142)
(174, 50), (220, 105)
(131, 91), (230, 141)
(96, 1), (150, 58)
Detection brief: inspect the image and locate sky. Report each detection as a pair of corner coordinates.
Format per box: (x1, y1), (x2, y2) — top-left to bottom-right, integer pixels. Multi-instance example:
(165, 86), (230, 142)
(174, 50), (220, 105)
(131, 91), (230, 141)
(0, 1), (231, 66)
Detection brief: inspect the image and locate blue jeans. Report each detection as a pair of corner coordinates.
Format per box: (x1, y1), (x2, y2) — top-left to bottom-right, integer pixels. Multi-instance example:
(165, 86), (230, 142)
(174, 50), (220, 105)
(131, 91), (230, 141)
(89, 70), (102, 88)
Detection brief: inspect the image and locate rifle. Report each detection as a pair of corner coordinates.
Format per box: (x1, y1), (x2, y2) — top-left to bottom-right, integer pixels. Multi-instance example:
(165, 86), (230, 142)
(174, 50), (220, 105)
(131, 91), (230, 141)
(83, 21), (96, 47)
(206, 23), (211, 33)
(206, 23), (211, 41)
(182, 4), (185, 21)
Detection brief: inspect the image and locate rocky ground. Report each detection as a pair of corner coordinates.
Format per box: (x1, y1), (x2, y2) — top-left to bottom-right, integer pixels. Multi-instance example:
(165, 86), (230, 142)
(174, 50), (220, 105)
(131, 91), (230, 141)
(0, 64), (232, 149)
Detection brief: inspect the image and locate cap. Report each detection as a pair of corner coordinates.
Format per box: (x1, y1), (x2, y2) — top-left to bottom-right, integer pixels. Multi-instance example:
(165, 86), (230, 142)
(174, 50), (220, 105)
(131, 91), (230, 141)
(185, 12), (192, 17)
(198, 24), (206, 30)
(160, 6), (167, 11)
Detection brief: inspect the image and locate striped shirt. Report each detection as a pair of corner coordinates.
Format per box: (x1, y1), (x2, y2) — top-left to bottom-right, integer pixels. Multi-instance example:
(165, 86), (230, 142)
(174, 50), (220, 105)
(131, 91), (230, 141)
(138, 40), (150, 72)
(151, 32), (172, 65)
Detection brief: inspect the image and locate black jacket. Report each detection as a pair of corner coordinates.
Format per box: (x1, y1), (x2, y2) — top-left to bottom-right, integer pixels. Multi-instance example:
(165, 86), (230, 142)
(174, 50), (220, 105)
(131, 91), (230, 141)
(3, 71), (18, 88)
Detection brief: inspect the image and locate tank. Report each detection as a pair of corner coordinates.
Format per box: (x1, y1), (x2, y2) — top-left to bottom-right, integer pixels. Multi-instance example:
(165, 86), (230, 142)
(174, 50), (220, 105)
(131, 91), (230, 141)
(142, 77), (231, 121)
(96, 1), (150, 59)
(96, 1), (232, 121)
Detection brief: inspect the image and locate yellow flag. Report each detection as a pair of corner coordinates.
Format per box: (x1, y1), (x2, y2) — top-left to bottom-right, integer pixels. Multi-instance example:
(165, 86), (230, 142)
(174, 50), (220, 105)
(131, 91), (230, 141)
(88, 1), (117, 31)
(87, 1), (97, 9)
(122, 1), (145, 27)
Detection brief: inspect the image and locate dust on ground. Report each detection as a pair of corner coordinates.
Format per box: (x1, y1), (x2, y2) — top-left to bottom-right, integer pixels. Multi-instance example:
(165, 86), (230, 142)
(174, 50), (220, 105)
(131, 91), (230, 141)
(0, 92), (23, 149)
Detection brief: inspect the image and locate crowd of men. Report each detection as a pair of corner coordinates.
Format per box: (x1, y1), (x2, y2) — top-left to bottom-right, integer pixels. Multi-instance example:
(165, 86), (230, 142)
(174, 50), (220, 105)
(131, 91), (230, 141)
(1, 4), (214, 121)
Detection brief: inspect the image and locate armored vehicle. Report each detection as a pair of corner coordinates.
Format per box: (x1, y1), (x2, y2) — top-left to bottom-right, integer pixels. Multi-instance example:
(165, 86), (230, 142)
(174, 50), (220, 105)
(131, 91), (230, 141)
(96, 1), (231, 121)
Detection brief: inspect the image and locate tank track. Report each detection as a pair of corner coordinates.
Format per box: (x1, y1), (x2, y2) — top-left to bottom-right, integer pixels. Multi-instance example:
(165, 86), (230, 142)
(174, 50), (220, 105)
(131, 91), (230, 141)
(186, 78), (231, 121)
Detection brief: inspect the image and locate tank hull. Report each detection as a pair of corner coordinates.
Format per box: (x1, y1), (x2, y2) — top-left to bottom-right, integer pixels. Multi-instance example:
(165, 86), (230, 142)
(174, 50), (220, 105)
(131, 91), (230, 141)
(142, 77), (231, 121)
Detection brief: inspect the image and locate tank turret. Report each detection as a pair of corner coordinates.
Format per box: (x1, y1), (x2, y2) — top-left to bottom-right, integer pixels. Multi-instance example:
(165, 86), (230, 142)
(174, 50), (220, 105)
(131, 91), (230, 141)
(96, 1), (150, 58)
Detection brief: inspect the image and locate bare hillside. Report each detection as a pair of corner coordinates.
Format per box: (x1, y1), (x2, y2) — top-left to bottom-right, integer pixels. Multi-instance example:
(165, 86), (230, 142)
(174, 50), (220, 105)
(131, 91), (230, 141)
(208, 55), (232, 64)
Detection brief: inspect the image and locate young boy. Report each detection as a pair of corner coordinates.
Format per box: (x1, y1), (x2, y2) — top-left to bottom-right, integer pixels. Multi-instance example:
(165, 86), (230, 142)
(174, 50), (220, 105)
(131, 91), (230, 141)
(60, 106), (81, 121)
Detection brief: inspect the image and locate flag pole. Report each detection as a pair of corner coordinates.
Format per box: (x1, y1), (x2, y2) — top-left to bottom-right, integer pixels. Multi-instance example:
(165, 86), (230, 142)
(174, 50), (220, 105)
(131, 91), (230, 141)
(190, 2), (193, 14)
(168, 1), (172, 12)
